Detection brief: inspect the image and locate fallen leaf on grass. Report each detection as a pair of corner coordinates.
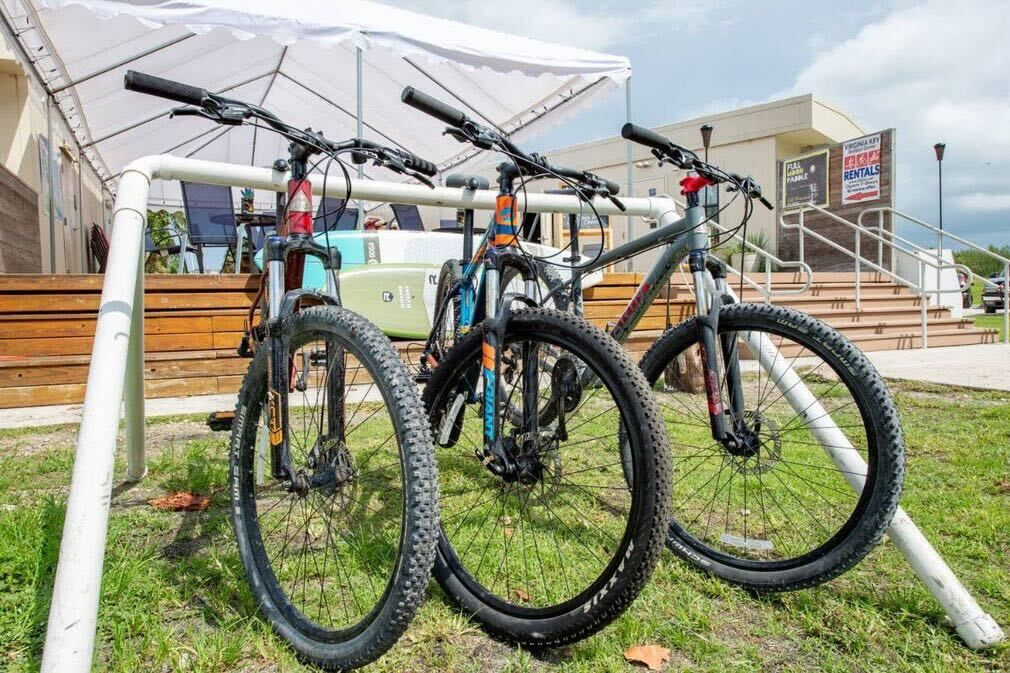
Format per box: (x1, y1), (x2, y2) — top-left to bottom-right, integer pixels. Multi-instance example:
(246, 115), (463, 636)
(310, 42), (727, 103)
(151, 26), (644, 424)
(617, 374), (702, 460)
(996, 479), (1010, 493)
(511, 587), (533, 602)
(624, 644), (671, 671)
(149, 492), (211, 512)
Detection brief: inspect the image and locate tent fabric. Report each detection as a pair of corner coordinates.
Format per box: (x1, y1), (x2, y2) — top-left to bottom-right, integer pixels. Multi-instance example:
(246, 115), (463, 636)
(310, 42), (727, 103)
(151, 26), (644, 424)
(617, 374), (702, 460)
(2, 0), (630, 206)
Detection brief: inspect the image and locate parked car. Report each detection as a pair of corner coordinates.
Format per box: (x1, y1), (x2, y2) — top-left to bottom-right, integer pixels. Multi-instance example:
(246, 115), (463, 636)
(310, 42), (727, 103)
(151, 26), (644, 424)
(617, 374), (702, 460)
(982, 274), (1006, 313)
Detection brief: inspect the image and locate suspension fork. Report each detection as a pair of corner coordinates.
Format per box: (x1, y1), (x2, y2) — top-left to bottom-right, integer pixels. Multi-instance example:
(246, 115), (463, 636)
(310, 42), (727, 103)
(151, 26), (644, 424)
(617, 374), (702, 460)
(480, 189), (521, 471)
(689, 249), (734, 443)
(265, 236), (294, 480)
(710, 263), (746, 423)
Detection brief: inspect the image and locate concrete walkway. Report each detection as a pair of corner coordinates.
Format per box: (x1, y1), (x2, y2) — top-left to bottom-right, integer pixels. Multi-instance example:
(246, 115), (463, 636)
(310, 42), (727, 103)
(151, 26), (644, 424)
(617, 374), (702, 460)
(866, 343), (1010, 392)
(0, 386), (385, 430)
(3, 344), (1008, 430)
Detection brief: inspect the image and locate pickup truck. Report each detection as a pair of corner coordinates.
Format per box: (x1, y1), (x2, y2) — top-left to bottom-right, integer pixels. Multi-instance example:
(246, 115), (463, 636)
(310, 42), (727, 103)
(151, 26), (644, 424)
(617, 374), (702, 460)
(982, 274), (1007, 313)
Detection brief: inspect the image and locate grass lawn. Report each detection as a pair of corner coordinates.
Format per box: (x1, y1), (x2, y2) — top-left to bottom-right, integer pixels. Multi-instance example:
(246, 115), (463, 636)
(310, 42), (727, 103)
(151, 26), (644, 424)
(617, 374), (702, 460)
(2, 378), (1009, 672)
(972, 314), (1007, 342)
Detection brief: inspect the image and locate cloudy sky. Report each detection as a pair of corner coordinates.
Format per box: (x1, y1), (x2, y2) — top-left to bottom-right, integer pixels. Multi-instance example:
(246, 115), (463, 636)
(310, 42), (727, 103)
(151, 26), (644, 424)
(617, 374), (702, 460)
(390, 0), (1010, 247)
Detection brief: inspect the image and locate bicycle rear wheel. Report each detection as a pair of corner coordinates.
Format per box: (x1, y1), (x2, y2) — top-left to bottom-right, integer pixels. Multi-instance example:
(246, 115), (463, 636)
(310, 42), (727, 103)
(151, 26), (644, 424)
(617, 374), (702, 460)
(229, 306), (438, 669)
(423, 308), (671, 646)
(639, 303), (904, 591)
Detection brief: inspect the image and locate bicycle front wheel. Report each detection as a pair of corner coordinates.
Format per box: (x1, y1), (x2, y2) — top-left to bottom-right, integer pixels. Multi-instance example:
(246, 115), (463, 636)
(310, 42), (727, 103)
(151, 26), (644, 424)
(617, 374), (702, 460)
(639, 303), (904, 591)
(229, 306), (438, 669)
(423, 308), (671, 646)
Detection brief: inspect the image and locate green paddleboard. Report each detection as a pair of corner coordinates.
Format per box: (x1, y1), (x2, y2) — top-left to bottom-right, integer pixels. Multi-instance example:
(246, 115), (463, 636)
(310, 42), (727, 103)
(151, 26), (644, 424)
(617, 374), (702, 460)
(338, 263), (440, 339)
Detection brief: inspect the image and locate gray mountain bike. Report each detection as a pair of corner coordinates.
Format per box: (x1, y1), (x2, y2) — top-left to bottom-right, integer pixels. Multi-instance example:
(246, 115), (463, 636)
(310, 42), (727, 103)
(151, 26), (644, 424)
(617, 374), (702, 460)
(551, 123), (906, 591)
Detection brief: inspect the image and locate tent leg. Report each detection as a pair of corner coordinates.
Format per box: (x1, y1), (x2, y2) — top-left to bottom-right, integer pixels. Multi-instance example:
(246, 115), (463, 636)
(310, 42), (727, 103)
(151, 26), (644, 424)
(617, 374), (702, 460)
(740, 326), (1005, 651)
(355, 47), (365, 228)
(125, 242), (146, 481)
(624, 77), (633, 273)
(40, 168), (151, 673)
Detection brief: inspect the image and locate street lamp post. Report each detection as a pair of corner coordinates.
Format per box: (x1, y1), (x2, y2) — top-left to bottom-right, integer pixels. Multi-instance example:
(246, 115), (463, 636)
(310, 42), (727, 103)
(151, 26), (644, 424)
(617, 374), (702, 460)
(700, 124), (713, 215)
(934, 142), (945, 306)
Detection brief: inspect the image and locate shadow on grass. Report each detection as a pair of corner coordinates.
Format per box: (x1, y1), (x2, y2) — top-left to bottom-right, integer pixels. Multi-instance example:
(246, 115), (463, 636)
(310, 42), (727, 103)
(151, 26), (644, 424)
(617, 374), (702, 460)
(17, 497), (66, 668)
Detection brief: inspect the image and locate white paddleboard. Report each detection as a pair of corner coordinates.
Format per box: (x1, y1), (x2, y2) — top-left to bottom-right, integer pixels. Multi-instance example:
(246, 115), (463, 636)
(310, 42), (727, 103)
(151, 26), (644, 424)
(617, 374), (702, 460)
(256, 230), (603, 290)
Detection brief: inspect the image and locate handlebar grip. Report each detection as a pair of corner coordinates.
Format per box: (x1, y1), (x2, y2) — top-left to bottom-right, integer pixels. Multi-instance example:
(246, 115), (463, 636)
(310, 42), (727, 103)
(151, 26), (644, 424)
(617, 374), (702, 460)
(601, 178), (620, 196)
(401, 87), (467, 128)
(621, 122), (672, 151)
(124, 70), (207, 106)
(402, 153), (438, 177)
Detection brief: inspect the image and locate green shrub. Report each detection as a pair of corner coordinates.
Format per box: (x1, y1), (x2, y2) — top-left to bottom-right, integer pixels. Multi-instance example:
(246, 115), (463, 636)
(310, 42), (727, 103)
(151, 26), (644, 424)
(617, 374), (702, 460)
(952, 245), (1010, 279)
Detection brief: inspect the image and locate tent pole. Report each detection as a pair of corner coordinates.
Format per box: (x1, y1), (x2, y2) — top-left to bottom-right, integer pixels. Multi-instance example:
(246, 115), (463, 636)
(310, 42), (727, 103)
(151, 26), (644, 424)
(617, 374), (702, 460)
(356, 47), (364, 228)
(625, 78), (633, 273)
(46, 95), (58, 273)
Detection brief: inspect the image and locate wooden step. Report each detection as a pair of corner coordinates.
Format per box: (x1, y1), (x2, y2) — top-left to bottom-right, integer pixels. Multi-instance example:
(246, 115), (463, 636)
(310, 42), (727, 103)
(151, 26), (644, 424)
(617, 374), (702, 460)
(618, 326), (998, 358)
(584, 282), (912, 301)
(596, 271), (888, 286)
(0, 273), (260, 292)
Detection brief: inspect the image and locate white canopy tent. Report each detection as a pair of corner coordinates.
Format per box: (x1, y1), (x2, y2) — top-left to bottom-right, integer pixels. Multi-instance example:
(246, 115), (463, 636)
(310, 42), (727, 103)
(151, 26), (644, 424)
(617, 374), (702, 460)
(0, 0), (632, 209)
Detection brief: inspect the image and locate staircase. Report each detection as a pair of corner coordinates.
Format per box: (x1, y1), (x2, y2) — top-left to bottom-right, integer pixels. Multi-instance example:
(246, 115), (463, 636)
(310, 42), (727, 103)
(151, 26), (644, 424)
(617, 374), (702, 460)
(584, 271), (999, 356)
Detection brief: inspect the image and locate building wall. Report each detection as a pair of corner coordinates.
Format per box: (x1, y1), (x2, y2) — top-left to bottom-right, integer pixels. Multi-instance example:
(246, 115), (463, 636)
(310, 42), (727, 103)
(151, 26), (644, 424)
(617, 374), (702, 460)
(777, 129), (896, 272)
(0, 35), (108, 274)
(543, 95), (867, 271)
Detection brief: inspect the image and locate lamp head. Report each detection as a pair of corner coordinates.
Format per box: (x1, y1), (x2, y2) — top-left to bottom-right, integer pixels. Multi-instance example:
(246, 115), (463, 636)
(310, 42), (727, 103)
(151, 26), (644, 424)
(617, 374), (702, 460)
(700, 124), (713, 150)
(934, 142), (946, 161)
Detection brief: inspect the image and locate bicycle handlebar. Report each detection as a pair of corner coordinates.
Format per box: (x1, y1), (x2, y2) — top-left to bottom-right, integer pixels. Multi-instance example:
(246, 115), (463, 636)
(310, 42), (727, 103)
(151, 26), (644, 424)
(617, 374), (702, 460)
(401, 86), (621, 196)
(125, 70), (207, 107)
(401, 86), (467, 128)
(126, 71), (439, 181)
(622, 121), (771, 208)
(621, 123), (674, 153)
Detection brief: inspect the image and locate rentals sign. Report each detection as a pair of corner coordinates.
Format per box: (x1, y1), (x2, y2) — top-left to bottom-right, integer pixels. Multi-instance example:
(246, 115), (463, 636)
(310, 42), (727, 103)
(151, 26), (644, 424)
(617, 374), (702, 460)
(841, 133), (881, 205)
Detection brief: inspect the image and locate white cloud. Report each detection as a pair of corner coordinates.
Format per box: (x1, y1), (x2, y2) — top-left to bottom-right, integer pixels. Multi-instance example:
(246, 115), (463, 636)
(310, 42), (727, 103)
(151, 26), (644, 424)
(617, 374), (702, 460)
(382, 1), (728, 50)
(955, 192), (1010, 212)
(780, 0), (1010, 235)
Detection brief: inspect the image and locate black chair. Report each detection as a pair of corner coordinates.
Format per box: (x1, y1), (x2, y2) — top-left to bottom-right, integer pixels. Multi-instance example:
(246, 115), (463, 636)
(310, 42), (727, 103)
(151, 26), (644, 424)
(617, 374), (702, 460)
(316, 197), (359, 232)
(390, 203), (425, 231)
(180, 181), (238, 272)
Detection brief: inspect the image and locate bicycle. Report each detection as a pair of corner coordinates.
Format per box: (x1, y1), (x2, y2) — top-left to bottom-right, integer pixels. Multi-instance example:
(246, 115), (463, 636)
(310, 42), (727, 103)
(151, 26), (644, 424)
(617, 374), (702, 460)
(124, 71), (440, 670)
(401, 87), (673, 646)
(554, 123), (906, 591)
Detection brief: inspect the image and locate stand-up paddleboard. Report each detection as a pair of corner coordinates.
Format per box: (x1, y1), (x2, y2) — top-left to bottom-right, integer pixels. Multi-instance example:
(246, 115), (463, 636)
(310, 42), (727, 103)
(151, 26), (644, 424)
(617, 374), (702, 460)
(338, 263), (440, 339)
(254, 230), (603, 289)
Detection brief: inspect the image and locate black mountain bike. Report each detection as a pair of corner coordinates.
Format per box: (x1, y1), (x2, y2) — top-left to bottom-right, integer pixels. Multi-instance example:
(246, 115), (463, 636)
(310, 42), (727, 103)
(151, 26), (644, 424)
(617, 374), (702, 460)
(402, 87), (673, 647)
(125, 71), (439, 670)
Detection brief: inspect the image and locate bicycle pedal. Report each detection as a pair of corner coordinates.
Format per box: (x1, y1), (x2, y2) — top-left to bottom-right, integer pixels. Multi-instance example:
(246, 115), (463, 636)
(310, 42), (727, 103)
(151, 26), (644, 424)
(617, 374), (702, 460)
(206, 410), (235, 432)
(237, 335), (253, 358)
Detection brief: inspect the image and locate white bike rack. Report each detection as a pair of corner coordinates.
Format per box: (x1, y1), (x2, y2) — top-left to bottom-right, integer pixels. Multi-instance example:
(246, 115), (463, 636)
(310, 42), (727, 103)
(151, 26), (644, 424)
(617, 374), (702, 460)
(40, 155), (1002, 672)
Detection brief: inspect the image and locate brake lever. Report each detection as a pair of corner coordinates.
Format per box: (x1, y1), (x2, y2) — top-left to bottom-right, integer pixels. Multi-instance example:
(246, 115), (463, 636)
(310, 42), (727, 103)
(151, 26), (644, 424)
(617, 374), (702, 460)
(376, 155), (435, 189)
(443, 128), (469, 144)
(170, 105), (219, 121)
(608, 194), (627, 212)
(408, 171), (435, 189)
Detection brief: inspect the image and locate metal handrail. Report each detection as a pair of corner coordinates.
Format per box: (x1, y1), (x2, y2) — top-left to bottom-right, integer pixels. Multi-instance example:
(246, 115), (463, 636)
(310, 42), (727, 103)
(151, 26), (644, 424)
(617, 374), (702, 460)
(710, 220), (814, 300)
(656, 195), (814, 299)
(781, 202), (986, 348)
(860, 206), (1009, 344)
